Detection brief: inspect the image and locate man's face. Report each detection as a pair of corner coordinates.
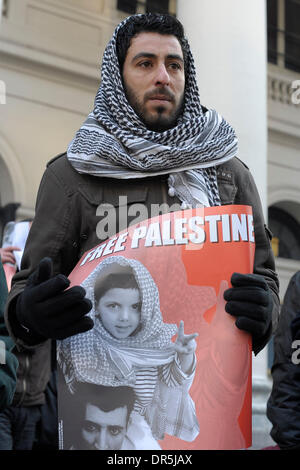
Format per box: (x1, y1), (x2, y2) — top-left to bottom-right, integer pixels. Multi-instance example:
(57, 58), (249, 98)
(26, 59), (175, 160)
(122, 32), (185, 132)
(80, 403), (128, 450)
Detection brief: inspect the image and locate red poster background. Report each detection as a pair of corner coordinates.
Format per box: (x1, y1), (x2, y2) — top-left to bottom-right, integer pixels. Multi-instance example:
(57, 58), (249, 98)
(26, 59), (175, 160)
(60, 205), (255, 450)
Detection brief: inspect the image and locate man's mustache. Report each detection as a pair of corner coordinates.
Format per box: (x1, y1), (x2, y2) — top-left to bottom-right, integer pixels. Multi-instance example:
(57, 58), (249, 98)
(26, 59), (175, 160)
(144, 88), (175, 102)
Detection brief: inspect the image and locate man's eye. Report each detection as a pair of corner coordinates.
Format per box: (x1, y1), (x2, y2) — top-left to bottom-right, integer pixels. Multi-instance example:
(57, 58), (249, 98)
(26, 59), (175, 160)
(109, 427), (122, 436)
(169, 63), (182, 70)
(83, 422), (97, 432)
(138, 61), (152, 68)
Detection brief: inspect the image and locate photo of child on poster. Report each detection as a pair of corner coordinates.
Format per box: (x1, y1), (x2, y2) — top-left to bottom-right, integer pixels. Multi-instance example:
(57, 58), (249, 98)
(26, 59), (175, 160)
(58, 256), (200, 450)
(57, 205), (254, 450)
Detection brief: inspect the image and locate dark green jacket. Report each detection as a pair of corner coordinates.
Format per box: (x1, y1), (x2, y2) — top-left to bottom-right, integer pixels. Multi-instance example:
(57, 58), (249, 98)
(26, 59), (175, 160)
(5, 153), (279, 360)
(0, 260), (18, 411)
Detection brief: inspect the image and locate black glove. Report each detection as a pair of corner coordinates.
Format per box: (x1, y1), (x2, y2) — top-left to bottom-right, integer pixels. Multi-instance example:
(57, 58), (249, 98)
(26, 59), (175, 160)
(15, 257), (93, 342)
(224, 272), (273, 346)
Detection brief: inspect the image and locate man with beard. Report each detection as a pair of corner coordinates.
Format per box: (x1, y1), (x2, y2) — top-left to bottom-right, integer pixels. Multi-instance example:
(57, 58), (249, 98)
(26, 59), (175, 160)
(5, 14), (279, 381)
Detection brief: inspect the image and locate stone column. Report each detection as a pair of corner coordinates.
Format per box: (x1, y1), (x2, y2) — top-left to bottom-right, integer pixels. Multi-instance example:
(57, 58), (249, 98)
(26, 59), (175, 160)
(177, 0), (273, 449)
(0, 0), (5, 105)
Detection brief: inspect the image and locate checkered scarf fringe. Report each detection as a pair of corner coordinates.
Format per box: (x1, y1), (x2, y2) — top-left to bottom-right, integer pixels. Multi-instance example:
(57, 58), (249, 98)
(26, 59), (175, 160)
(67, 15), (238, 208)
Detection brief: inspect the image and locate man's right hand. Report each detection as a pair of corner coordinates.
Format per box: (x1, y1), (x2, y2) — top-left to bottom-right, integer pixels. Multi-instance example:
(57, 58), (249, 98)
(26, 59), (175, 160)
(15, 257), (93, 341)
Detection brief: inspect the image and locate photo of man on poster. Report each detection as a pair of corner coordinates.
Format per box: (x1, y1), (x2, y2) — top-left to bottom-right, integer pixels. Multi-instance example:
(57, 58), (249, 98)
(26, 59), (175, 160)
(65, 383), (135, 450)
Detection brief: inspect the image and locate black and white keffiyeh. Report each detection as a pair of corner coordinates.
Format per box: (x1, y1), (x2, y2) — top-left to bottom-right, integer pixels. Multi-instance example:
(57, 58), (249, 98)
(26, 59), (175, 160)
(67, 14), (238, 207)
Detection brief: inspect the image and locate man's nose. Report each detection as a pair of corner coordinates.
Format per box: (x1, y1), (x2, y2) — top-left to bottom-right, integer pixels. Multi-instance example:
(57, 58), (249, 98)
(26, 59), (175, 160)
(94, 429), (108, 450)
(154, 64), (170, 86)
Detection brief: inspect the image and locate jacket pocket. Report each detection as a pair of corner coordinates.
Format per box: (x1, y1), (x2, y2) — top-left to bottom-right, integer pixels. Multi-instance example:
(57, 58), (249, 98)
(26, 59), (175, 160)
(77, 183), (103, 205)
(102, 187), (149, 207)
(78, 180), (149, 246)
(77, 182), (148, 207)
(217, 181), (238, 204)
(100, 186), (149, 236)
(217, 169), (237, 204)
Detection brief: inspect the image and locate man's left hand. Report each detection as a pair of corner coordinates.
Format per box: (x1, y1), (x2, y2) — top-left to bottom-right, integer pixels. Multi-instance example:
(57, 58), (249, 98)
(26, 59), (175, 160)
(224, 272), (273, 343)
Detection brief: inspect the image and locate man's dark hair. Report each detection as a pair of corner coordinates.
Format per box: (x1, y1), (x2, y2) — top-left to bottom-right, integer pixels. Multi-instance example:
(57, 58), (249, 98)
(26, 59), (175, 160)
(94, 272), (139, 304)
(73, 382), (136, 426)
(116, 13), (189, 73)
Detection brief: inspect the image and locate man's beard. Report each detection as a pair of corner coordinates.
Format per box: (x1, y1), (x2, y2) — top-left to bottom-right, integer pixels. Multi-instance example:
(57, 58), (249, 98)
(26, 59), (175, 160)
(124, 85), (184, 132)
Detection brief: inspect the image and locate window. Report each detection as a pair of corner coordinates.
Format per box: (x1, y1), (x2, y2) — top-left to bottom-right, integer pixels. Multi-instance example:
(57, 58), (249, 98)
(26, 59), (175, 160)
(267, 0), (278, 64)
(267, 0), (300, 72)
(1, 0), (8, 18)
(285, 0), (300, 71)
(146, 0), (169, 14)
(0, 203), (20, 242)
(117, 0), (137, 15)
(268, 206), (300, 260)
(117, 0), (171, 15)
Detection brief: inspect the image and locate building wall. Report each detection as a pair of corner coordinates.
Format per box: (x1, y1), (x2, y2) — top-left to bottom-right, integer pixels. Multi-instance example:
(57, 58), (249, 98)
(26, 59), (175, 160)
(0, 0), (129, 216)
(267, 63), (300, 297)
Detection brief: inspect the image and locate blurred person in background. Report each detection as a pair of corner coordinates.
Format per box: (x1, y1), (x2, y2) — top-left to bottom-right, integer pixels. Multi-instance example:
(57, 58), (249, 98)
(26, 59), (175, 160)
(267, 271), (300, 451)
(0, 223), (53, 450)
(0, 257), (18, 417)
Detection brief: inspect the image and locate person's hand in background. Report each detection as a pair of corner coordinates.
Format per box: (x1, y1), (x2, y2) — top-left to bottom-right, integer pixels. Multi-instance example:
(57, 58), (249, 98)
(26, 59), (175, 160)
(0, 246), (21, 265)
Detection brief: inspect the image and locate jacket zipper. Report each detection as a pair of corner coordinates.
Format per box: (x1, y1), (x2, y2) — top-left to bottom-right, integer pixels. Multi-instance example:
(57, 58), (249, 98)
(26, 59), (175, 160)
(18, 355), (30, 406)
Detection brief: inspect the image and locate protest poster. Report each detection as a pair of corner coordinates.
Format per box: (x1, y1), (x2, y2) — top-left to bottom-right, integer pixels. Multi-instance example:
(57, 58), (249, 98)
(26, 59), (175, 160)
(1, 220), (32, 290)
(57, 205), (255, 450)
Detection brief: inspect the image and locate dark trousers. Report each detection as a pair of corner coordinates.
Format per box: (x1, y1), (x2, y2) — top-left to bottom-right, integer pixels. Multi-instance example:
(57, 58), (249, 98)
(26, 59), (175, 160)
(0, 405), (41, 450)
